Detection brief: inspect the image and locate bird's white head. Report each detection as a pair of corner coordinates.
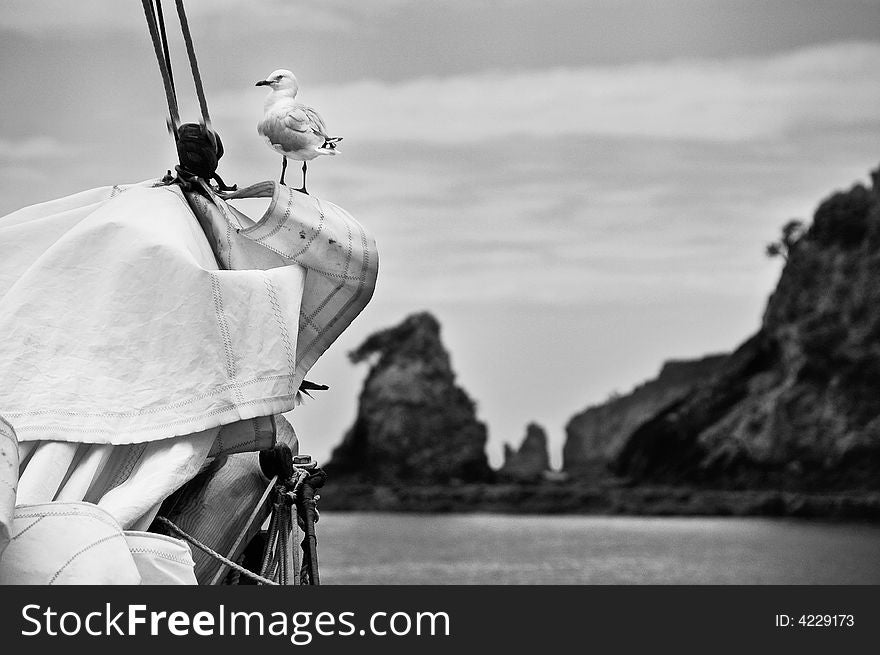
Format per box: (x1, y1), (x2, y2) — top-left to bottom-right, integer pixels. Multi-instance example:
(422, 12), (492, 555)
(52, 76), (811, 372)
(255, 69), (299, 97)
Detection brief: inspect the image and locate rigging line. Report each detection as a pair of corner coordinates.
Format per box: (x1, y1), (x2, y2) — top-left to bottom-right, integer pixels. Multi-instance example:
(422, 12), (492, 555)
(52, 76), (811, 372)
(155, 0), (176, 106)
(156, 516), (279, 586)
(141, 0), (180, 131)
(175, 0), (213, 132)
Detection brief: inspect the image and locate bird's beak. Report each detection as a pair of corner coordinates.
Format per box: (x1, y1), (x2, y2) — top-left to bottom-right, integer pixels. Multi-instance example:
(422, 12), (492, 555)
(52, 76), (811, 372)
(255, 79), (271, 87)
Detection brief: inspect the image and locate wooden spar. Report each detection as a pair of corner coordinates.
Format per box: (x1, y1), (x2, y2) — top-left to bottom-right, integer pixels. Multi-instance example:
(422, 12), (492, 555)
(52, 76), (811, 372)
(207, 474), (278, 586)
(301, 482), (320, 585)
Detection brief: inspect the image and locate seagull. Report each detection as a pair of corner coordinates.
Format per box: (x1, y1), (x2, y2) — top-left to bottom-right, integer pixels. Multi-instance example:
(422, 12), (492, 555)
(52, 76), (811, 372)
(256, 69), (342, 194)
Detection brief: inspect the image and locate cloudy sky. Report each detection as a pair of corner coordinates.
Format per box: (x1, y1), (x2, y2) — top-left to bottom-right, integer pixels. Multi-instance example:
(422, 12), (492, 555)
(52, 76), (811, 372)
(2, 1), (879, 467)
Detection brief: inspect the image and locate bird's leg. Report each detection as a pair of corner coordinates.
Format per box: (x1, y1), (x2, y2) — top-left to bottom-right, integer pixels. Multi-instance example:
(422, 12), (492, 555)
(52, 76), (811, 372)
(295, 161), (309, 195)
(280, 157), (288, 185)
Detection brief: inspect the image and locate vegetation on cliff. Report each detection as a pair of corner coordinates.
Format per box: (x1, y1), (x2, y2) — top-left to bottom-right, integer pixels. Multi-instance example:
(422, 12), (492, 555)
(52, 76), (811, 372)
(615, 166), (880, 490)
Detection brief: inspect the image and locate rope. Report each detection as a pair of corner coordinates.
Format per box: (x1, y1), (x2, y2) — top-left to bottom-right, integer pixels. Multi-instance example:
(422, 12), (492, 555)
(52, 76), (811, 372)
(156, 516), (279, 586)
(141, 0), (179, 131)
(258, 470), (307, 585)
(257, 493), (281, 579)
(155, 0), (176, 104)
(175, 0), (212, 132)
(278, 507), (290, 586)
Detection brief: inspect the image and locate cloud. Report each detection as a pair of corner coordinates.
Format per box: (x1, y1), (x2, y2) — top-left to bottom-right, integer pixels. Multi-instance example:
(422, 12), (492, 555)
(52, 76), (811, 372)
(0, 136), (79, 160)
(214, 71), (878, 308)
(0, 0), (357, 35)
(216, 41), (880, 145)
(1, 1), (146, 34)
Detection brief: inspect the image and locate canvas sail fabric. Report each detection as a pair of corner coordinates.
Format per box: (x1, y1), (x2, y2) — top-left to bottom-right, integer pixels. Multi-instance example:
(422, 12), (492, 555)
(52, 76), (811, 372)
(0, 182), (309, 445)
(13, 417), (277, 532)
(0, 502), (198, 585)
(0, 178), (377, 452)
(0, 180), (378, 582)
(0, 417), (16, 560)
(0, 416), (197, 584)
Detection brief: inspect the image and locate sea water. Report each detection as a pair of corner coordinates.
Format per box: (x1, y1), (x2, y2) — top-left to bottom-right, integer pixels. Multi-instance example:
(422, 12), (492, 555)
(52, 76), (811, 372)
(317, 512), (880, 584)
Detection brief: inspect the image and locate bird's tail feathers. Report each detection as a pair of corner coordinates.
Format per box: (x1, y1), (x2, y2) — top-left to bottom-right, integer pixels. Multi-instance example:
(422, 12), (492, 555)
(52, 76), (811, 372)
(319, 136), (343, 154)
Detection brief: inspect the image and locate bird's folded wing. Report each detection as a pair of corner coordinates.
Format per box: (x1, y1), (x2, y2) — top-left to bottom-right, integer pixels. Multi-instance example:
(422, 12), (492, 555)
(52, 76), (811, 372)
(284, 105), (328, 137)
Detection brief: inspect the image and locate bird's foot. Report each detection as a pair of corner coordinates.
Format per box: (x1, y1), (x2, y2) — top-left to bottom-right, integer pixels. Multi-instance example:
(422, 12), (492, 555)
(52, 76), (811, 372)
(294, 186), (309, 195)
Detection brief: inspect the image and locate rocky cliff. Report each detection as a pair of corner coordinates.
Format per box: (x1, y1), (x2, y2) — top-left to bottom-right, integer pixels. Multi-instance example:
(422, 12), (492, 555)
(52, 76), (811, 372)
(615, 166), (880, 490)
(499, 423), (551, 480)
(562, 355), (727, 477)
(327, 312), (493, 483)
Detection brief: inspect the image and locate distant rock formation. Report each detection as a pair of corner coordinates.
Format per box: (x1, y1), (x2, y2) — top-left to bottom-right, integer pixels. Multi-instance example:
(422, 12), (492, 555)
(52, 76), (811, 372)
(616, 165), (880, 490)
(327, 312), (493, 483)
(562, 355), (727, 477)
(499, 423), (551, 480)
